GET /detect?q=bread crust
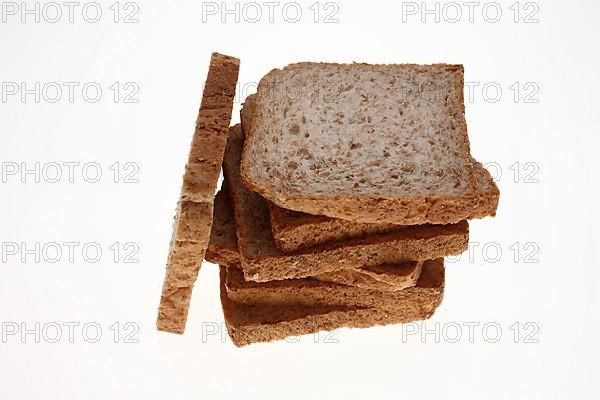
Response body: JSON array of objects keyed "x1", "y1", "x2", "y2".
[
  {"x1": 240, "y1": 62, "x2": 482, "y2": 225},
  {"x1": 224, "y1": 261, "x2": 437, "y2": 308},
  {"x1": 471, "y1": 160, "x2": 500, "y2": 218},
  {"x1": 204, "y1": 186, "x2": 240, "y2": 267},
  {"x1": 157, "y1": 53, "x2": 239, "y2": 334}
]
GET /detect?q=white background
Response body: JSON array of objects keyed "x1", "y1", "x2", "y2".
[{"x1": 1, "y1": 0, "x2": 599, "y2": 398}]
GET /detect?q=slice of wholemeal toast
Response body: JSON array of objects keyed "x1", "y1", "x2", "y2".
[
  {"x1": 240, "y1": 94, "x2": 498, "y2": 252},
  {"x1": 224, "y1": 259, "x2": 442, "y2": 308},
  {"x1": 269, "y1": 162, "x2": 498, "y2": 251},
  {"x1": 240, "y1": 63, "x2": 485, "y2": 225},
  {"x1": 222, "y1": 125, "x2": 468, "y2": 282},
  {"x1": 206, "y1": 187, "x2": 423, "y2": 292},
  {"x1": 220, "y1": 259, "x2": 445, "y2": 346},
  {"x1": 157, "y1": 52, "x2": 239, "y2": 334}
]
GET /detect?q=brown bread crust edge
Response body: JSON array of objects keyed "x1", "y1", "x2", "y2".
[
  {"x1": 224, "y1": 261, "x2": 439, "y2": 309},
  {"x1": 204, "y1": 186, "x2": 240, "y2": 267},
  {"x1": 157, "y1": 53, "x2": 239, "y2": 334}
]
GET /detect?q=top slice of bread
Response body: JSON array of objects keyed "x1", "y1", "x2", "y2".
[
  {"x1": 157, "y1": 52, "x2": 239, "y2": 334},
  {"x1": 240, "y1": 94, "x2": 498, "y2": 252},
  {"x1": 241, "y1": 62, "x2": 481, "y2": 225}
]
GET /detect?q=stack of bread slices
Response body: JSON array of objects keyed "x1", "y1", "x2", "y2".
[{"x1": 157, "y1": 54, "x2": 499, "y2": 346}]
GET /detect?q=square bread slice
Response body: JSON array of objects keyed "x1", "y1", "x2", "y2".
[
  {"x1": 206, "y1": 186, "x2": 423, "y2": 292},
  {"x1": 225, "y1": 260, "x2": 443, "y2": 308},
  {"x1": 222, "y1": 124, "x2": 468, "y2": 282},
  {"x1": 157, "y1": 52, "x2": 239, "y2": 334},
  {"x1": 220, "y1": 259, "x2": 445, "y2": 346},
  {"x1": 240, "y1": 94, "x2": 498, "y2": 252},
  {"x1": 240, "y1": 63, "x2": 483, "y2": 225},
  {"x1": 223, "y1": 260, "x2": 442, "y2": 308}
]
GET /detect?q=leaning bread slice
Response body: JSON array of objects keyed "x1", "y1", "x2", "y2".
[
  {"x1": 220, "y1": 260, "x2": 445, "y2": 346},
  {"x1": 157, "y1": 52, "x2": 239, "y2": 334},
  {"x1": 206, "y1": 187, "x2": 423, "y2": 292},
  {"x1": 223, "y1": 124, "x2": 468, "y2": 282},
  {"x1": 239, "y1": 94, "x2": 497, "y2": 252},
  {"x1": 241, "y1": 62, "x2": 481, "y2": 225}
]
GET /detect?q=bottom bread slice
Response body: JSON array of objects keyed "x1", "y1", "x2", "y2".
[
  {"x1": 220, "y1": 260, "x2": 444, "y2": 346},
  {"x1": 225, "y1": 259, "x2": 443, "y2": 308}
]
